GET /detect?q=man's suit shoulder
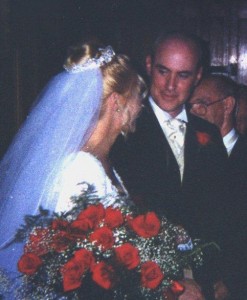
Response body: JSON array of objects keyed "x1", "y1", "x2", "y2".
[
  {"x1": 230, "y1": 134, "x2": 247, "y2": 161},
  {"x1": 237, "y1": 133, "x2": 247, "y2": 147},
  {"x1": 188, "y1": 113, "x2": 220, "y2": 135}
]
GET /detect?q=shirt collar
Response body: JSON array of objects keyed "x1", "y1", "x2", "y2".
[
  {"x1": 149, "y1": 96, "x2": 188, "y2": 123},
  {"x1": 223, "y1": 128, "x2": 239, "y2": 155},
  {"x1": 223, "y1": 128, "x2": 238, "y2": 145}
]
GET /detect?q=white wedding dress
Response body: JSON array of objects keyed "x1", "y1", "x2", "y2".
[
  {"x1": 55, "y1": 151, "x2": 128, "y2": 212},
  {"x1": 0, "y1": 151, "x2": 128, "y2": 299}
]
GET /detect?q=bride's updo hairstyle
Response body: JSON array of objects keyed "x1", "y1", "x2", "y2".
[{"x1": 64, "y1": 41, "x2": 146, "y2": 116}]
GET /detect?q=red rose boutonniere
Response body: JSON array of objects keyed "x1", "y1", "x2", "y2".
[{"x1": 196, "y1": 131, "x2": 211, "y2": 146}]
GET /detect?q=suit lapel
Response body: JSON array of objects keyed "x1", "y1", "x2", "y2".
[
  {"x1": 141, "y1": 101, "x2": 181, "y2": 186},
  {"x1": 182, "y1": 114, "x2": 201, "y2": 187},
  {"x1": 229, "y1": 136, "x2": 241, "y2": 162}
]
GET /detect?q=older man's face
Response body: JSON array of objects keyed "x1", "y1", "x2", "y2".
[
  {"x1": 189, "y1": 80, "x2": 225, "y2": 130},
  {"x1": 146, "y1": 39, "x2": 202, "y2": 118}
]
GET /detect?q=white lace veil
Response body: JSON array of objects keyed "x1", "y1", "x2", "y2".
[{"x1": 0, "y1": 55, "x2": 107, "y2": 248}]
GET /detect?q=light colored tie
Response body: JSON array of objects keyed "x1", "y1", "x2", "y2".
[
  {"x1": 163, "y1": 118, "x2": 186, "y2": 180},
  {"x1": 165, "y1": 118, "x2": 186, "y2": 152}
]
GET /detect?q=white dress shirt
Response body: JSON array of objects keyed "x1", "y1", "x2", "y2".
[
  {"x1": 223, "y1": 128, "x2": 239, "y2": 156},
  {"x1": 149, "y1": 96, "x2": 188, "y2": 180}
]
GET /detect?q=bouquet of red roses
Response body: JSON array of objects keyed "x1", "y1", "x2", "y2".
[{"x1": 15, "y1": 190, "x2": 204, "y2": 300}]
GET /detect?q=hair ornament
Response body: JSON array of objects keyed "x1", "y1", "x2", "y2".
[{"x1": 64, "y1": 45, "x2": 115, "y2": 73}]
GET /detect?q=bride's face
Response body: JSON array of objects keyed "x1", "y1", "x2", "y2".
[{"x1": 121, "y1": 96, "x2": 142, "y2": 134}]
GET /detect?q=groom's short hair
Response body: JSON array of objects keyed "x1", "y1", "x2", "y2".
[{"x1": 150, "y1": 31, "x2": 205, "y2": 70}]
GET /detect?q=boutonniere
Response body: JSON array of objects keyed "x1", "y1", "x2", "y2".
[{"x1": 196, "y1": 131, "x2": 211, "y2": 146}]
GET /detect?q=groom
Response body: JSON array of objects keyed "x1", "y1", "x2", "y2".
[{"x1": 111, "y1": 31, "x2": 229, "y2": 298}]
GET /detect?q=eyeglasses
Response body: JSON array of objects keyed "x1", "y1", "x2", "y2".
[{"x1": 188, "y1": 95, "x2": 230, "y2": 115}]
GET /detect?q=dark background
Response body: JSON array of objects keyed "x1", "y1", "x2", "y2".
[{"x1": 1, "y1": 0, "x2": 247, "y2": 157}]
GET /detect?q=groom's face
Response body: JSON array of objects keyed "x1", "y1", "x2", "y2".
[{"x1": 146, "y1": 38, "x2": 202, "y2": 118}]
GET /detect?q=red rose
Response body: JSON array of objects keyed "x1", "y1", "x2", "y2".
[
  {"x1": 74, "y1": 249, "x2": 95, "y2": 270},
  {"x1": 25, "y1": 228, "x2": 51, "y2": 256},
  {"x1": 18, "y1": 252, "x2": 43, "y2": 275},
  {"x1": 170, "y1": 280, "x2": 185, "y2": 295},
  {"x1": 92, "y1": 261, "x2": 115, "y2": 289},
  {"x1": 51, "y1": 219, "x2": 70, "y2": 231},
  {"x1": 61, "y1": 257, "x2": 85, "y2": 292},
  {"x1": 70, "y1": 219, "x2": 91, "y2": 239},
  {"x1": 130, "y1": 212, "x2": 161, "y2": 238},
  {"x1": 115, "y1": 243, "x2": 140, "y2": 270},
  {"x1": 105, "y1": 207, "x2": 124, "y2": 229},
  {"x1": 90, "y1": 226, "x2": 114, "y2": 251},
  {"x1": 141, "y1": 261, "x2": 164, "y2": 289},
  {"x1": 50, "y1": 231, "x2": 74, "y2": 252},
  {"x1": 196, "y1": 131, "x2": 211, "y2": 145},
  {"x1": 77, "y1": 204, "x2": 105, "y2": 229},
  {"x1": 163, "y1": 281, "x2": 184, "y2": 299}
]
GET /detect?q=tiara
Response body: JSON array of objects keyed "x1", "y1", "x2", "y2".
[{"x1": 64, "y1": 45, "x2": 115, "y2": 73}]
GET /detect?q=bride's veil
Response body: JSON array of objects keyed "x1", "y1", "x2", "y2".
[{"x1": 0, "y1": 67, "x2": 102, "y2": 248}]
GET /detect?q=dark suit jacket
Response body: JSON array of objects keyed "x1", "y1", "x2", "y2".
[
  {"x1": 111, "y1": 100, "x2": 229, "y2": 299},
  {"x1": 111, "y1": 100, "x2": 228, "y2": 243},
  {"x1": 222, "y1": 135, "x2": 247, "y2": 298},
  {"x1": 228, "y1": 134, "x2": 247, "y2": 232},
  {"x1": 228, "y1": 134, "x2": 247, "y2": 214}
]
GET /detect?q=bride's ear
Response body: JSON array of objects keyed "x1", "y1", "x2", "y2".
[{"x1": 107, "y1": 92, "x2": 126, "y2": 112}]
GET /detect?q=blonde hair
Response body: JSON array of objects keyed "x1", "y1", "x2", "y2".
[{"x1": 64, "y1": 41, "x2": 146, "y2": 114}]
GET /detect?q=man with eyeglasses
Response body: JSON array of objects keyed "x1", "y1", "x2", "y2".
[{"x1": 190, "y1": 73, "x2": 247, "y2": 299}]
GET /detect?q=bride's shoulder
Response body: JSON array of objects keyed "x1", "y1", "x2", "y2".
[
  {"x1": 63, "y1": 151, "x2": 103, "y2": 174},
  {"x1": 75, "y1": 151, "x2": 101, "y2": 166}
]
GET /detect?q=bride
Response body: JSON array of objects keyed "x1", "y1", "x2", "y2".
[{"x1": 0, "y1": 41, "x2": 146, "y2": 293}]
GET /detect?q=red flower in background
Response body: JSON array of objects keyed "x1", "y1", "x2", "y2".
[
  {"x1": 51, "y1": 231, "x2": 74, "y2": 252},
  {"x1": 196, "y1": 131, "x2": 211, "y2": 146},
  {"x1": 130, "y1": 212, "x2": 161, "y2": 238},
  {"x1": 61, "y1": 257, "x2": 85, "y2": 292},
  {"x1": 92, "y1": 262, "x2": 115, "y2": 289},
  {"x1": 163, "y1": 280, "x2": 185, "y2": 299},
  {"x1": 170, "y1": 280, "x2": 185, "y2": 294},
  {"x1": 104, "y1": 207, "x2": 124, "y2": 229},
  {"x1": 141, "y1": 261, "x2": 164, "y2": 289},
  {"x1": 76, "y1": 203, "x2": 105, "y2": 229},
  {"x1": 51, "y1": 219, "x2": 70, "y2": 231},
  {"x1": 70, "y1": 219, "x2": 91, "y2": 239},
  {"x1": 90, "y1": 226, "x2": 114, "y2": 251},
  {"x1": 115, "y1": 243, "x2": 140, "y2": 270},
  {"x1": 61, "y1": 249, "x2": 95, "y2": 292},
  {"x1": 18, "y1": 253, "x2": 43, "y2": 275},
  {"x1": 74, "y1": 249, "x2": 95, "y2": 271}
]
